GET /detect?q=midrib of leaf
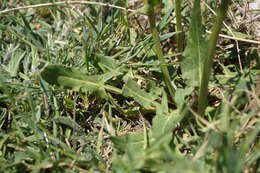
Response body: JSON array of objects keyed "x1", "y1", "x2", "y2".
[
  {"x1": 162, "y1": 115, "x2": 173, "y2": 133},
  {"x1": 195, "y1": 19, "x2": 203, "y2": 84},
  {"x1": 192, "y1": 0, "x2": 204, "y2": 85},
  {"x1": 60, "y1": 76, "x2": 122, "y2": 94}
]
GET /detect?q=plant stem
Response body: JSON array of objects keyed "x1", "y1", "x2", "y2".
[
  {"x1": 175, "y1": 0, "x2": 184, "y2": 56},
  {"x1": 145, "y1": 2, "x2": 176, "y2": 101},
  {"x1": 198, "y1": 0, "x2": 231, "y2": 116},
  {"x1": 104, "y1": 84, "x2": 123, "y2": 94}
]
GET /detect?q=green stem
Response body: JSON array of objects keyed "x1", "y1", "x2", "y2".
[
  {"x1": 198, "y1": 0, "x2": 231, "y2": 116},
  {"x1": 145, "y1": 2, "x2": 176, "y2": 101},
  {"x1": 175, "y1": 0, "x2": 184, "y2": 56}
]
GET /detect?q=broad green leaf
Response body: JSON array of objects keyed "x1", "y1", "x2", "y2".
[
  {"x1": 146, "y1": 80, "x2": 163, "y2": 97},
  {"x1": 122, "y1": 79, "x2": 157, "y2": 109},
  {"x1": 152, "y1": 92, "x2": 183, "y2": 139},
  {"x1": 181, "y1": 0, "x2": 207, "y2": 87},
  {"x1": 14, "y1": 151, "x2": 35, "y2": 163},
  {"x1": 41, "y1": 65, "x2": 122, "y2": 98},
  {"x1": 174, "y1": 87, "x2": 193, "y2": 108},
  {"x1": 111, "y1": 133, "x2": 146, "y2": 172},
  {"x1": 96, "y1": 55, "x2": 126, "y2": 76},
  {"x1": 97, "y1": 55, "x2": 119, "y2": 72},
  {"x1": 111, "y1": 133, "x2": 145, "y2": 153}
]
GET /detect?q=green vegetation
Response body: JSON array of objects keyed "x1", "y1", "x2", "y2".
[
  {"x1": 0, "y1": 0, "x2": 259, "y2": 172},
  {"x1": 174, "y1": 0, "x2": 184, "y2": 55}
]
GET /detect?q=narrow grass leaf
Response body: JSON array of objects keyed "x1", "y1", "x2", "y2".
[
  {"x1": 160, "y1": 31, "x2": 179, "y2": 41},
  {"x1": 54, "y1": 116, "x2": 82, "y2": 132},
  {"x1": 7, "y1": 51, "x2": 25, "y2": 77}
]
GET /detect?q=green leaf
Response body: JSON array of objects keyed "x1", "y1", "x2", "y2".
[
  {"x1": 122, "y1": 79, "x2": 157, "y2": 109},
  {"x1": 181, "y1": 0, "x2": 207, "y2": 87},
  {"x1": 96, "y1": 55, "x2": 126, "y2": 76},
  {"x1": 146, "y1": 80, "x2": 163, "y2": 97},
  {"x1": 111, "y1": 133, "x2": 145, "y2": 153},
  {"x1": 0, "y1": 24, "x2": 7, "y2": 30},
  {"x1": 152, "y1": 92, "x2": 183, "y2": 139},
  {"x1": 159, "y1": 6, "x2": 174, "y2": 30},
  {"x1": 7, "y1": 51, "x2": 25, "y2": 77},
  {"x1": 97, "y1": 55, "x2": 119, "y2": 72},
  {"x1": 148, "y1": 0, "x2": 161, "y2": 7},
  {"x1": 54, "y1": 116, "x2": 82, "y2": 131},
  {"x1": 160, "y1": 31, "x2": 179, "y2": 41},
  {"x1": 14, "y1": 151, "x2": 33, "y2": 163},
  {"x1": 111, "y1": 133, "x2": 146, "y2": 172},
  {"x1": 41, "y1": 65, "x2": 122, "y2": 98},
  {"x1": 174, "y1": 87, "x2": 193, "y2": 108},
  {"x1": 161, "y1": 0, "x2": 174, "y2": 14}
]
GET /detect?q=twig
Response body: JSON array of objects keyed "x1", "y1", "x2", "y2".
[
  {"x1": 206, "y1": 30, "x2": 260, "y2": 45},
  {"x1": 0, "y1": 0, "x2": 134, "y2": 14}
]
